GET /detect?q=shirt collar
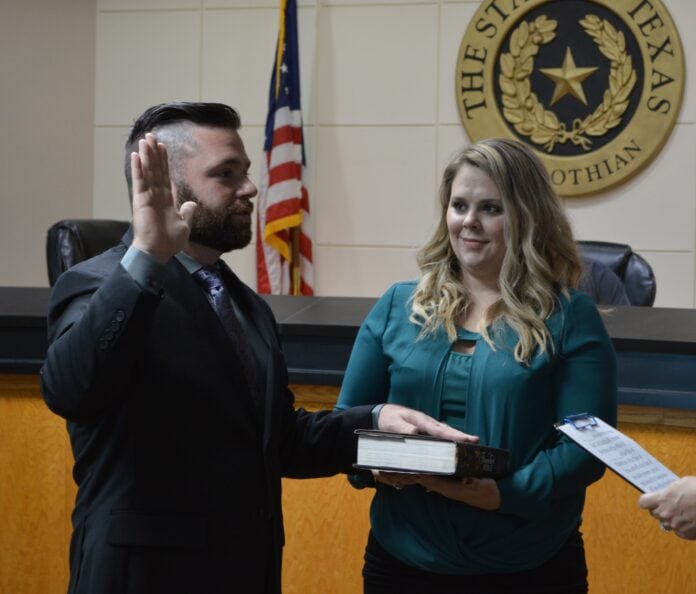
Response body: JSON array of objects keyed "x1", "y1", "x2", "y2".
[{"x1": 175, "y1": 250, "x2": 207, "y2": 275}]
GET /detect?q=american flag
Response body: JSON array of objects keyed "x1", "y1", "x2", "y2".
[{"x1": 256, "y1": 0, "x2": 313, "y2": 295}]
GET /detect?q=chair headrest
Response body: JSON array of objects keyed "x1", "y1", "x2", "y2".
[
  {"x1": 622, "y1": 250, "x2": 657, "y2": 307},
  {"x1": 46, "y1": 219, "x2": 130, "y2": 287},
  {"x1": 577, "y1": 241, "x2": 632, "y2": 277},
  {"x1": 577, "y1": 240, "x2": 656, "y2": 306}
]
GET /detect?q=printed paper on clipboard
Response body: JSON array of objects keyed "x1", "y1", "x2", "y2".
[{"x1": 556, "y1": 413, "x2": 679, "y2": 493}]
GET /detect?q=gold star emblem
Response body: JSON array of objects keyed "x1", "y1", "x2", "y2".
[{"x1": 539, "y1": 47, "x2": 598, "y2": 106}]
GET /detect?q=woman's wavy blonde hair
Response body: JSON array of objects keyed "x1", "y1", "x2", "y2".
[{"x1": 410, "y1": 138, "x2": 582, "y2": 364}]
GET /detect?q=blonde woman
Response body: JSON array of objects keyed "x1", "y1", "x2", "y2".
[{"x1": 336, "y1": 138, "x2": 617, "y2": 594}]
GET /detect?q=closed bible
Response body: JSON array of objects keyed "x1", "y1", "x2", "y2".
[{"x1": 354, "y1": 429, "x2": 511, "y2": 479}]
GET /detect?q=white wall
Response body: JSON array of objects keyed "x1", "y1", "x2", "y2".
[
  {"x1": 4, "y1": 0, "x2": 694, "y2": 308},
  {"x1": 0, "y1": 0, "x2": 96, "y2": 287}
]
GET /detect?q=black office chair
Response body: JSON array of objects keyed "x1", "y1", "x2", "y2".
[
  {"x1": 577, "y1": 240, "x2": 656, "y2": 306},
  {"x1": 46, "y1": 219, "x2": 130, "y2": 287}
]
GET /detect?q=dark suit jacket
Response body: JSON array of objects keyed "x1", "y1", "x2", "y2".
[{"x1": 41, "y1": 232, "x2": 372, "y2": 594}]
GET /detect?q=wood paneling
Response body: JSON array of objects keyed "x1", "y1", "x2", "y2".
[
  {"x1": 2, "y1": 375, "x2": 695, "y2": 594},
  {"x1": 282, "y1": 476, "x2": 372, "y2": 594},
  {"x1": 0, "y1": 375, "x2": 74, "y2": 594},
  {"x1": 583, "y1": 423, "x2": 696, "y2": 594}
]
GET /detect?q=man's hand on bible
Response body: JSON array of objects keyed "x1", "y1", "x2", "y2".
[{"x1": 376, "y1": 404, "x2": 478, "y2": 443}]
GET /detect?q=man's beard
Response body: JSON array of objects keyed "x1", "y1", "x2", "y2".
[{"x1": 176, "y1": 181, "x2": 252, "y2": 253}]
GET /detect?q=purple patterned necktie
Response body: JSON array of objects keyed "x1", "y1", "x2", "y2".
[{"x1": 193, "y1": 266, "x2": 257, "y2": 393}]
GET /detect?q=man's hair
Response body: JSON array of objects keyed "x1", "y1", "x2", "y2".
[
  {"x1": 124, "y1": 102, "x2": 241, "y2": 200},
  {"x1": 410, "y1": 137, "x2": 582, "y2": 364}
]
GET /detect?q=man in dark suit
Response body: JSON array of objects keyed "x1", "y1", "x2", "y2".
[{"x1": 41, "y1": 102, "x2": 467, "y2": 594}]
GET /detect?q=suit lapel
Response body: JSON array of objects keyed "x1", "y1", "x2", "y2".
[
  {"x1": 218, "y1": 262, "x2": 277, "y2": 424},
  {"x1": 218, "y1": 263, "x2": 280, "y2": 428},
  {"x1": 218, "y1": 263, "x2": 276, "y2": 350},
  {"x1": 164, "y1": 260, "x2": 261, "y2": 428}
]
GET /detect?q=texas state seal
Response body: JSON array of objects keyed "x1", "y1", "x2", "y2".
[{"x1": 455, "y1": 0, "x2": 684, "y2": 196}]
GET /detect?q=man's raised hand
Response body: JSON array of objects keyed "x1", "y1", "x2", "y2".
[{"x1": 131, "y1": 133, "x2": 197, "y2": 263}]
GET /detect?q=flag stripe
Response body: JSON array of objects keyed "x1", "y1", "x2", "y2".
[
  {"x1": 264, "y1": 179, "x2": 302, "y2": 205},
  {"x1": 269, "y1": 124, "x2": 302, "y2": 149},
  {"x1": 268, "y1": 160, "x2": 302, "y2": 186},
  {"x1": 266, "y1": 202, "x2": 302, "y2": 225}
]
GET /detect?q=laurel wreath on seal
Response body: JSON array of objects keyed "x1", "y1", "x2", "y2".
[{"x1": 499, "y1": 15, "x2": 637, "y2": 152}]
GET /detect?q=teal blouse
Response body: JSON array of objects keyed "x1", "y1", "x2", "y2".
[
  {"x1": 441, "y1": 348, "x2": 472, "y2": 431},
  {"x1": 336, "y1": 282, "x2": 617, "y2": 574}
]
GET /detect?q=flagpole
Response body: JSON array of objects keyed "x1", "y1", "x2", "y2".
[{"x1": 291, "y1": 226, "x2": 301, "y2": 295}]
